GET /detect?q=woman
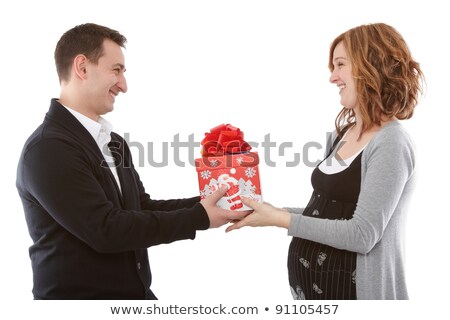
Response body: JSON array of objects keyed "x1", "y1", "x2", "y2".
[{"x1": 226, "y1": 23, "x2": 424, "y2": 300}]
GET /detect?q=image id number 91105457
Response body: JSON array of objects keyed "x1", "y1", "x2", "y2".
[{"x1": 274, "y1": 304, "x2": 339, "y2": 315}]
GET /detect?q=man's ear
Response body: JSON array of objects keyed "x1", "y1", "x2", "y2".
[{"x1": 73, "y1": 54, "x2": 88, "y2": 80}]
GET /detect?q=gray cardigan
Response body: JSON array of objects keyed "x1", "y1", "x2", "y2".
[{"x1": 288, "y1": 120, "x2": 415, "y2": 299}]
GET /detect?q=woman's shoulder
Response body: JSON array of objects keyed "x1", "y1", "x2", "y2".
[
  {"x1": 365, "y1": 120, "x2": 416, "y2": 160},
  {"x1": 372, "y1": 120, "x2": 414, "y2": 146}
]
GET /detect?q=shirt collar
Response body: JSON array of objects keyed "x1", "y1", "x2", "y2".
[{"x1": 62, "y1": 105, "x2": 113, "y2": 143}]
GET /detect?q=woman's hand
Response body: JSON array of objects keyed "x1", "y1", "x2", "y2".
[{"x1": 225, "y1": 197, "x2": 291, "y2": 232}]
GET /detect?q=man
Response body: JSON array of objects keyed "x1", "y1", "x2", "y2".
[{"x1": 16, "y1": 23, "x2": 242, "y2": 299}]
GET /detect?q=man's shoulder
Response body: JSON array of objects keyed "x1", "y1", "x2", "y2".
[{"x1": 21, "y1": 119, "x2": 84, "y2": 162}]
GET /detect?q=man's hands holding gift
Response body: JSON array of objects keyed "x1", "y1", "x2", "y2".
[
  {"x1": 200, "y1": 186, "x2": 251, "y2": 228},
  {"x1": 225, "y1": 197, "x2": 291, "y2": 232}
]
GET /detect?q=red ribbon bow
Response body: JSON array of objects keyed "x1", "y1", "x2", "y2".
[{"x1": 201, "y1": 124, "x2": 252, "y2": 156}]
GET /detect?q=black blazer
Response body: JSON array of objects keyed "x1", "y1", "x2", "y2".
[{"x1": 16, "y1": 99, "x2": 209, "y2": 299}]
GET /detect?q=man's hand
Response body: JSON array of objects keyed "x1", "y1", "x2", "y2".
[{"x1": 200, "y1": 186, "x2": 250, "y2": 228}]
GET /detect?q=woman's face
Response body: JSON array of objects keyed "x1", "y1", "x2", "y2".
[{"x1": 329, "y1": 42, "x2": 357, "y2": 110}]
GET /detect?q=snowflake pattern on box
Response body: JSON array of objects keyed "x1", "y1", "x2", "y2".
[
  {"x1": 199, "y1": 189, "x2": 207, "y2": 198},
  {"x1": 209, "y1": 159, "x2": 219, "y2": 167},
  {"x1": 245, "y1": 167, "x2": 256, "y2": 178},
  {"x1": 200, "y1": 170, "x2": 211, "y2": 180}
]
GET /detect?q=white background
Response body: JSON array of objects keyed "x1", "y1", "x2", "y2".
[{"x1": 1, "y1": 0, "x2": 449, "y2": 318}]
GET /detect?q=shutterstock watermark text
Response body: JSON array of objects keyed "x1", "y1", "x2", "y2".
[{"x1": 102, "y1": 132, "x2": 343, "y2": 168}]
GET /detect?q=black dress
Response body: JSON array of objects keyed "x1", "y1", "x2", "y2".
[{"x1": 287, "y1": 135, "x2": 362, "y2": 300}]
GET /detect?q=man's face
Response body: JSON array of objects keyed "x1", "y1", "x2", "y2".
[{"x1": 85, "y1": 39, "x2": 127, "y2": 117}]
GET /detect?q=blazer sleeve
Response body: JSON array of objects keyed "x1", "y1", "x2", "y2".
[
  {"x1": 113, "y1": 133, "x2": 201, "y2": 211},
  {"x1": 20, "y1": 138, "x2": 209, "y2": 254}
]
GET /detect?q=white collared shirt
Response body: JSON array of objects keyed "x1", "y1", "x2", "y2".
[{"x1": 63, "y1": 106, "x2": 122, "y2": 193}]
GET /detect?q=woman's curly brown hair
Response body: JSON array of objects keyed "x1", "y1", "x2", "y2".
[{"x1": 329, "y1": 23, "x2": 425, "y2": 137}]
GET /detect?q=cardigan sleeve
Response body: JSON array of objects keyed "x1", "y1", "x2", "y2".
[
  {"x1": 20, "y1": 138, "x2": 209, "y2": 254},
  {"x1": 288, "y1": 124, "x2": 415, "y2": 254}
]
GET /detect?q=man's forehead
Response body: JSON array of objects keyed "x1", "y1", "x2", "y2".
[{"x1": 100, "y1": 40, "x2": 125, "y2": 64}]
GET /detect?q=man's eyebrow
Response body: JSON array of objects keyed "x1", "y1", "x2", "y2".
[{"x1": 113, "y1": 63, "x2": 126, "y2": 70}]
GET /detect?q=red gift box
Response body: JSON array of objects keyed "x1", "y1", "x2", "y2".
[{"x1": 195, "y1": 124, "x2": 262, "y2": 211}]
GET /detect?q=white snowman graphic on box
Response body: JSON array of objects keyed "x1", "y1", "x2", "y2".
[
  {"x1": 210, "y1": 173, "x2": 243, "y2": 210},
  {"x1": 197, "y1": 158, "x2": 262, "y2": 211}
]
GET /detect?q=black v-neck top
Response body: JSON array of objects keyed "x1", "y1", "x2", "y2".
[{"x1": 287, "y1": 134, "x2": 362, "y2": 300}]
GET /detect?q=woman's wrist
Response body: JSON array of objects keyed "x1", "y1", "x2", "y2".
[{"x1": 275, "y1": 209, "x2": 291, "y2": 229}]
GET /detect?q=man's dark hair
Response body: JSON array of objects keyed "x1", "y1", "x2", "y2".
[{"x1": 54, "y1": 23, "x2": 127, "y2": 83}]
